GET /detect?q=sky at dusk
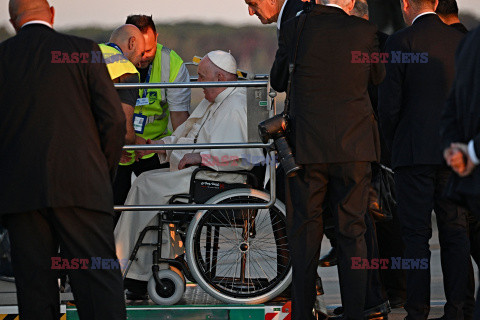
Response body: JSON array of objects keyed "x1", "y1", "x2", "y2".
[{"x1": 1, "y1": 0, "x2": 479, "y2": 31}]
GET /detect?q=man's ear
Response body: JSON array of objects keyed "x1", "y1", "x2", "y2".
[
  {"x1": 128, "y1": 36, "x2": 136, "y2": 51},
  {"x1": 50, "y1": 6, "x2": 55, "y2": 26},
  {"x1": 9, "y1": 18, "x2": 20, "y2": 33},
  {"x1": 155, "y1": 32, "x2": 159, "y2": 42},
  {"x1": 433, "y1": 0, "x2": 439, "y2": 11},
  {"x1": 217, "y1": 72, "x2": 226, "y2": 82},
  {"x1": 345, "y1": 0, "x2": 355, "y2": 13},
  {"x1": 401, "y1": 0, "x2": 409, "y2": 12}
]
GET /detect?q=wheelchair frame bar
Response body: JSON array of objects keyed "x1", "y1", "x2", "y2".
[
  {"x1": 114, "y1": 148, "x2": 276, "y2": 212},
  {"x1": 114, "y1": 80, "x2": 268, "y2": 90},
  {"x1": 114, "y1": 80, "x2": 277, "y2": 211}
]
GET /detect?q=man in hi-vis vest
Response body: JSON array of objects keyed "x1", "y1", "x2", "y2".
[
  {"x1": 99, "y1": 24, "x2": 145, "y2": 146},
  {"x1": 112, "y1": 15, "x2": 191, "y2": 209}
]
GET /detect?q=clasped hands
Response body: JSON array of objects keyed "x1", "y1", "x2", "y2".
[
  {"x1": 443, "y1": 143, "x2": 476, "y2": 177},
  {"x1": 120, "y1": 136, "x2": 202, "y2": 170}
]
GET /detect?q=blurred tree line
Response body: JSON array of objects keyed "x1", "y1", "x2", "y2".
[
  {"x1": 0, "y1": 23, "x2": 279, "y2": 75},
  {"x1": 1, "y1": 13, "x2": 479, "y2": 74}
]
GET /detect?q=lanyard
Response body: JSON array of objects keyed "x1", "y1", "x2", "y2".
[
  {"x1": 140, "y1": 64, "x2": 153, "y2": 99},
  {"x1": 106, "y1": 42, "x2": 124, "y2": 55}
]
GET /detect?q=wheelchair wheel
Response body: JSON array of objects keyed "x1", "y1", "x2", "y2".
[
  {"x1": 147, "y1": 268, "x2": 185, "y2": 305},
  {"x1": 185, "y1": 188, "x2": 291, "y2": 304}
]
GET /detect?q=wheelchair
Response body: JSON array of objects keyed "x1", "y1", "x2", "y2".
[{"x1": 122, "y1": 164, "x2": 292, "y2": 305}]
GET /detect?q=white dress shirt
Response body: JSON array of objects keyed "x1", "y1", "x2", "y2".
[
  {"x1": 412, "y1": 12, "x2": 436, "y2": 25},
  {"x1": 21, "y1": 20, "x2": 53, "y2": 29}
]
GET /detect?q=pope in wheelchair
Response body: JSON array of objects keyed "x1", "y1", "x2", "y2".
[{"x1": 114, "y1": 51, "x2": 268, "y2": 301}]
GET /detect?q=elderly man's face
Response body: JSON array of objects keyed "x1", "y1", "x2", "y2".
[
  {"x1": 245, "y1": 0, "x2": 280, "y2": 24},
  {"x1": 198, "y1": 57, "x2": 223, "y2": 103}
]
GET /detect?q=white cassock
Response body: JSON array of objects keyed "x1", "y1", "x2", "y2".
[{"x1": 114, "y1": 87, "x2": 264, "y2": 281}]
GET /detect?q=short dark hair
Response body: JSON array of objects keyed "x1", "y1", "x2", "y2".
[
  {"x1": 435, "y1": 0, "x2": 459, "y2": 15},
  {"x1": 126, "y1": 15, "x2": 156, "y2": 34},
  {"x1": 410, "y1": 0, "x2": 436, "y2": 8}
]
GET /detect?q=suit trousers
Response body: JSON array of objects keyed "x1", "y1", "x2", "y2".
[
  {"x1": 458, "y1": 195, "x2": 480, "y2": 320},
  {"x1": 4, "y1": 207, "x2": 126, "y2": 320},
  {"x1": 286, "y1": 162, "x2": 371, "y2": 320},
  {"x1": 395, "y1": 165, "x2": 471, "y2": 320},
  {"x1": 376, "y1": 209, "x2": 407, "y2": 303}
]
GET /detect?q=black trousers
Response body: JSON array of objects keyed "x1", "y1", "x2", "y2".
[
  {"x1": 395, "y1": 165, "x2": 471, "y2": 320},
  {"x1": 4, "y1": 207, "x2": 126, "y2": 320},
  {"x1": 113, "y1": 156, "x2": 165, "y2": 206},
  {"x1": 375, "y1": 208, "x2": 407, "y2": 302},
  {"x1": 286, "y1": 162, "x2": 371, "y2": 320},
  {"x1": 323, "y1": 203, "x2": 387, "y2": 309},
  {"x1": 460, "y1": 196, "x2": 480, "y2": 320}
]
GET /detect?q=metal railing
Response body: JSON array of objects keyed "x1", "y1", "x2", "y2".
[
  {"x1": 114, "y1": 80, "x2": 268, "y2": 90},
  {"x1": 113, "y1": 80, "x2": 276, "y2": 212}
]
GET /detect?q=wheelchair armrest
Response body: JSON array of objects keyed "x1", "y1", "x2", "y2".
[
  {"x1": 168, "y1": 194, "x2": 193, "y2": 204},
  {"x1": 189, "y1": 165, "x2": 260, "y2": 195}
]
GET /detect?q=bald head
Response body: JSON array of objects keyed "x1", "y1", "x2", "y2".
[
  {"x1": 109, "y1": 24, "x2": 146, "y2": 67},
  {"x1": 9, "y1": 0, "x2": 54, "y2": 32}
]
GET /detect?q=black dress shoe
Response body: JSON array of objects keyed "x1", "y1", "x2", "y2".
[
  {"x1": 387, "y1": 296, "x2": 405, "y2": 309},
  {"x1": 318, "y1": 247, "x2": 337, "y2": 267},
  {"x1": 331, "y1": 301, "x2": 391, "y2": 319},
  {"x1": 125, "y1": 289, "x2": 148, "y2": 301}
]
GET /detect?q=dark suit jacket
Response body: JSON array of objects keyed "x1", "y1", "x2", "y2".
[
  {"x1": 279, "y1": 0, "x2": 305, "y2": 27},
  {"x1": 450, "y1": 22, "x2": 468, "y2": 34},
  {"x1": 271, "y1": 5, "x2": 384, "y2": 164},
  {"x1": 0, "y1": 24, "x2": 126, "y2": 215},
  {"x1": 369, "y1": 31, "x2": 391, "y2": 166},
  {"x1": 378, "y1": 14, "x2": 464, "y2": 169},
  {"x1": 441, "y1": 26, "x2": 480, "y2": 197}
]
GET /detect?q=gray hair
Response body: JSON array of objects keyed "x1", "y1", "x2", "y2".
[
  {"x1": 351, "y1": 0, "x2": 369, "y2": 18},
  {"x1": 320, "y1": 0, "x2": 351, "y2": 6}
]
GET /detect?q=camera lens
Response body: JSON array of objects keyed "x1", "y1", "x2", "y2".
[{"x1": 275, "y1": 137, "x2": 301, "y2": 177}]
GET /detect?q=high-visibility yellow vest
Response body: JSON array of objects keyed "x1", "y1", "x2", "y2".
[
  {"x1": 121, "y1": 44, "x2": 185, "y2": 165},
  {"x1": 99, "y1": 43, "x2": 141, "y2": 166},
  {"x1": 98, "y1": 43, "x2": 139, "y2": 81}
]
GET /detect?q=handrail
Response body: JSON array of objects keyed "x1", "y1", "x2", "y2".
[
  {"x1": 113, "y1": 79, "x2": 276, "y2": 212},
  {"x1": 114, "y1": 80, "x2": 268, "y2": 90},
  {"x1": 114, "y1": 145, "x2": 276, "y2": 212}
]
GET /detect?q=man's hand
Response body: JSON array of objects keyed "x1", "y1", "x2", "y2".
[
  {"x1": 444, "y1": 145, "x2": 466, "y2": 173},
  {"x1": 178, "y1": 153, "x2": 202, "y2": 170},
  {"x1": 451, "y1": 143, "x2": 476, "y2": 177},
  {"x1": 135, "y1": 137, "x2": 167, "y2": 160},
  {"x1": 120, "y1": 150, "x2": 132, "y2": 164}
]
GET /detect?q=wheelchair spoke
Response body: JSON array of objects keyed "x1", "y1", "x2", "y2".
[
  {"x1": 249, "y1": 253, "x2": 268, "y2": 289},
  {"x1": 250, "y1": 235, "x2": 289, "y2": 245},
  {"x1": 249, "y1": 249, "x2": 290, "y2": 269},
  {"x1": 202, "y1": 246, "x2": 237, "y2": 276},
  {"x1": 251, "y1": 216, "x2": 284, "y2": 235},
  {"x1": 216, "y1": 252, "x2": 242, "y2": 291},
  {"x1": 204, "y1": 227, "x2": 237, "y2": 246},
  {"x1": 213, "y1": 209, "x2": 242, "y2": 243}
]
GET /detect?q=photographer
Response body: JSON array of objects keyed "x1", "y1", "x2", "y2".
[{"x1": 270, "y1": 0, "x2": 385, "y2": 319}]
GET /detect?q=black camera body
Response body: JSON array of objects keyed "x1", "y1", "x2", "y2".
[{"x1": 258, "y1": 113, "x2": 301, "y2": 177}]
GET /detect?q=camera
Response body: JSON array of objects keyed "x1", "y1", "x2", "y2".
[{"x1": 258, "y1": 113, "x2": 301, "y2": 177}]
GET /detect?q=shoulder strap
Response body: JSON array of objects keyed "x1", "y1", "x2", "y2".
[{"x1": 284, "y1": 12, "x2": 309, "y2": 114}]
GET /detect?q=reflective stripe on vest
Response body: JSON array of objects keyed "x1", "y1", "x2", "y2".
[{"x1": 121, "y1": 44, "x2": 184, "y2": 166}]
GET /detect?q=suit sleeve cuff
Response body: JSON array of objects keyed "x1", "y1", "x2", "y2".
[{"x1": 468, "y1": 140, "x2": 480, "y2": 165}]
